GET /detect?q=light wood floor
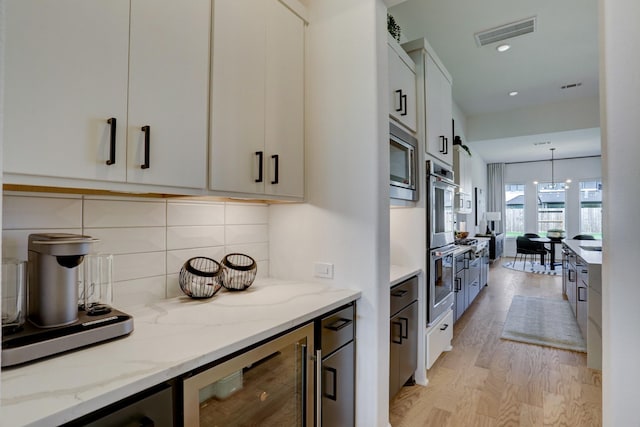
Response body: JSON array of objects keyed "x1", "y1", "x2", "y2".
[{"x1": 390, "y1": 258, "x2": 602, "y2": 427}]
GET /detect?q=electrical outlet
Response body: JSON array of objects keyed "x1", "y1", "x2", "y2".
[{"x1": 313, "y1": 262, "x2": 334, "y2": 279}]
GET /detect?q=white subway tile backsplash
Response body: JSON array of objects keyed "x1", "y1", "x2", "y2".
[
  {"x1": 167, "y1": 201, "x2": 225, "y2": 226},
  {"x1": 225, "y1": 242, "x2": 269, "y2": 261},
  {"x1": 2, "y1": 195, "x2": 269, "y2": 307},
  {"x1": 225, "y1": 224, "x2": 268, "y2": 245},
  {"x1": 86, "y1": 227, "x2": 166, "y2": 255},
  {"x1": 225, "y1": 203, "x2": 268, "y2": 225},
  {"x1": 2, "y1": 229, "x2": 84, "y2": 261},
  {"x1": 2, "y1": 195, "x2": 82, "y2": 229},
  {"x1": 112, "y1": 276, "x2": 167, "y2": 309},
  {"x1": 84, "y1": 199, "x2": 166, "y2": 228},
  {"x1": 167, "y1": 225, "x2": 225, "y2": 250},
  {"x1": 167, "y1": 247, "x2": 226, "y2": 274},
  {"x1": 112, "y1": 252, "x2": 166, "y2": 282}
]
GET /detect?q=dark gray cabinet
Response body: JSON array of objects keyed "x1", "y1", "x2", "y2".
[
  {"x1": 477, "y1": 233, "x2": 504, "y2": 261},
  {"x1": 454, "y1": 253, "x2": 466, "y2": 322},
  {"x1": 389, "y1": 276, "x2": 418, "y2": 400},
  {"x1": 467, "y1": 255, "x2": 481, "y2": 307},
  {"x1": 454, "y1": 249, "x2": 486, "y2": 323}
]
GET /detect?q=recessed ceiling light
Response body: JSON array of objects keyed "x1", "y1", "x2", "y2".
[
  {"x1": 509, "y1": 91, "x2": 518, "y2": 96},
  {"x1": 497, "y1": 44, "x2": 511, "y2": 52}
]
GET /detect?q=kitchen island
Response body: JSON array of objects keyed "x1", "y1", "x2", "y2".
[
  {"x1": 562, "y1": 239, "x2": 602, "y2": 369},
  {"x1": 1, "y1": 279, "x2": 360, "y2": 426}
]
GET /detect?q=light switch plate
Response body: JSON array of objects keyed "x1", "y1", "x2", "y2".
[{"x1": 313, "y1": 262, "x2": 334, "y2": 279}]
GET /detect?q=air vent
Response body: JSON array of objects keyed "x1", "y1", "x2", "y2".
[
  {"x1": 533, "y1": 141, "x2": 551, "y2": 146},
  {"x1": 561, "y1": 82, "x2": 583, "y2": 90},
  {"x1": 474, "y1": 17, "x2": 537, "y2": 47}
]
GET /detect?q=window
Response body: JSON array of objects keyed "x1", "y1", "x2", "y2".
[
  {"x1": 537, "y1": 182, "x2": 566, "y2": 234},
  {"x1": 580, "y1": 180, "x2": 603, "y2": 239},
  {"x1": 505, "y1": 184, "x2": 525, "y2": 237}
]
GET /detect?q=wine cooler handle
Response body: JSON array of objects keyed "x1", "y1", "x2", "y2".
[
  {"x1": 315, "y1": 349, "x2": 322, "y2": 427},
  {"x1": 106, "y1": 117, "x2": 116, "y2": 165},
  {"x1": 141, "y1": 126, "x2": 150, "y2": 169}
]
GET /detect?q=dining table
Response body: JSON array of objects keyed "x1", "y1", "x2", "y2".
[{"x1": 530, "y1": 237, "x2": 563, "y2": 270}]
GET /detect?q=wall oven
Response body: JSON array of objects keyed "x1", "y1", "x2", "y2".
[
  {"x1": 389, "y1": 122, "x2": 418, "y2": 201},
  {"x1": 428, "y1": 244, "x2": 456, "y2": 325},
  {"x1": 427, "y1": 159, "x2": 456, "y2": 249}
]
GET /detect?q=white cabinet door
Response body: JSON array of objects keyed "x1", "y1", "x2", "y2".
[
  {"x1": 425, "y1": 55, "x2": 453, "y2": 166},
  {"x1": 4, "y1": 0, "x2": 129, "y2": 182},
  {"x1": 210, "y1": 0, "x2": 305, "y2": 198},
  {"x1": 388, "y1": 42, "x2": 417, "y2": 133},
  {"x1": 210, "y1": 0, "x2": 266, "y2": 195},
  {"x1": 127, "y1": 0, "x2": 210, "y2": 188},
  {"x1": 264, "y1": 0, "x2": 305, "y2": 198}
]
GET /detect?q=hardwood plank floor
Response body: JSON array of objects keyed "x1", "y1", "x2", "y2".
[{"x1": 390, "y1": 258, "x2": 602, "y2": 427}]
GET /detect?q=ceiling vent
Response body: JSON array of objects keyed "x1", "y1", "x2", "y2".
[
  {"x1": 561, "y1": 82, "x2": 583, "y2": 90},
  {"x1": 474, "y1": 17, "x2": 537, "y2": 47}
]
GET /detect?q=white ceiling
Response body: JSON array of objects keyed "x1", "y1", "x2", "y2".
[{"x1": 389, "y1": 0, "x2": 601, "y2": 163}]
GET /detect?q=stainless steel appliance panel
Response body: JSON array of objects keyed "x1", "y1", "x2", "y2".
[
  {"x1": 428, "y1": 245, "x2": 455, "y2": 325},
  {"x1": 183, "y1": 323, "x2": 314, "y2": 426},
  {"x1": 390, "y1": 122, "x2": 418, "y2": 201},
  {"x1": 427, "y1": 160, "x2": 456, "y2": 249}
]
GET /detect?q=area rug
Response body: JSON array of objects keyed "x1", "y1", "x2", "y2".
[
  {"x1": 503, "y1": 260, "x2": 562, "y2": 275},
  {"x1": 501, "y1": 295, "x2": 586, "y2": 352}
]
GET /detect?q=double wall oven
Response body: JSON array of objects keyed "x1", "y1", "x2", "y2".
[{"x1": 426, "y1": 159, "x2": 456, "y2": 325}]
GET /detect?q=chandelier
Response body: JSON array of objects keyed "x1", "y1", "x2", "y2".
[{"x1": 543, "y1": 148, "x2": 571, "y2": 190}]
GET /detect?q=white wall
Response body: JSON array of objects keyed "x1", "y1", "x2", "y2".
[
  {"x1": 502, "y1": 156, "x2": 602, "y2": 257},
  {"x1": 269, "y1": 1, "x2": 390, "y2": 425},
  {"x1": 599, "y1": 0, "x2": 640, "y2": 424}
]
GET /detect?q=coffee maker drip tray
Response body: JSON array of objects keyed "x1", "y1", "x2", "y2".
[{"x1": 1, "y1": 308, "x2": 133, "y2": 368}]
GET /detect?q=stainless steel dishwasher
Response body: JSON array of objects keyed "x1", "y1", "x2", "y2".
[{"x1": 316, "y1": 303, "x2": 355, "y2": 427}]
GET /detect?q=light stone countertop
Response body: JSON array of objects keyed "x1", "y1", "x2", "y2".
[
  {"x1": 1, "y1": 279, "x2": 360, "y2": 427},
  {"x1": 390, "y1": 265, "x2": 422, "y2": 287},
  {"x1": 563, "y1": 239, "x2": 603, "y2": 265}
]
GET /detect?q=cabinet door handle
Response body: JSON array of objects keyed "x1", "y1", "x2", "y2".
[
  {"x1": 271, "y1": 154, "x2": 279, "y2": 184},
  {"x1": 391, "y1": 289, "x2": 408, "y2": 298},
  {"x1": 315, "y1": 349, "x2": 322, "y2": 427},
  {"x1": 391, "y1": 321, "x2": 403, "y2": 344},
  {"x1": 255, "y1": 151, "x2": 263, "y2": 183},
  {"x1": 395, "y1": 89, "x2": 403, "y2": 112},
  {"x1": 399, "y1": 317, "x2": 409, "y2": 339},
  {"x1": 440, "y1": 323, "x2": 449, "y2": 331},
  {"x1": 300, "y1": 343, "x2": 308, "y2": 423},
  {"x1": 140, "y1": 126, "x2": 150, "y2": 169},
  {"x1": 325, "y1": 317, "x2": 352, "y2": 331},
  {"x1": 401, "y1": 94, "x2": 408, "y2": 116},
  {"x1": 444, "y1": 137, "x2": 449, "y2": 154},
  {"x1": 578, "y1": 286, "x2": 588, "y2": 302},
  {"x1": 323, "y1": 366, "x2": 338, "y2": 401},
  {"x1": 106, "y1": 117, "x2": 117, "y2": 165},
  {"x1": 439, "y1": 136, "x2": 446, "y2": 153}
]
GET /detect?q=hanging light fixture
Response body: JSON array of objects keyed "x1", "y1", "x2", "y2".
[
  {"x1": 548, "y1": 148, "x2": 556, "y2": 190},
  {"x1": 544, "y1": 147, "x2": 571, "y2": 190}
]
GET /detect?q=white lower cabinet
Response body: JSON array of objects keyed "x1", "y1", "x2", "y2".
[
  {"x1": 210, "y1": 0, "x2": 305, "y2": 199},
  {"x1": 4, "y1": 0, "x2": 210, "y2": 189},
  {"x1": 426, "y1": 309, "x2": 453, "y2": 369}
]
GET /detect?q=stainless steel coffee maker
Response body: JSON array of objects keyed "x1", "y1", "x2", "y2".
[{"x1": 27, "y1": 233, "x2": 97, "y2": 327}]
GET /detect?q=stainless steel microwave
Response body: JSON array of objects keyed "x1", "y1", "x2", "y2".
[{"x1": 389, "y1": 122, "x2": 418, "y2": 201}]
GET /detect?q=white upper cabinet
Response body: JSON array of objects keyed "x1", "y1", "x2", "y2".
[
  {"x1": 404, "y1": 39, "x2": 454, "y2": 166},
  {"x1": 454, "y1": 145, "x2": 473, "y2": 213},
  {"x1": 210, "y1": 0, "x2": 305, "y2": 199},
  {"x1": 388, "y1": 36, "x2": 417, "y2": 133},
  {"x1": 3, "y1": 0, "x2": 209, "y2": 189},
  {"x1": 4, "y1": 0, "x2": 130, "y2": 182},
  {"x1": 425, "y1": 54, "x2": 453, "y2": 166},
  {"x1": 126, "y1": 0, "x2": 210, "y2": 188}
]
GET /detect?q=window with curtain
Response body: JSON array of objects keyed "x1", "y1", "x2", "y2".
[
  {"x1": 580, "y1": 180, "x2": 603, "y2": 238},
  {"x1": 505, "y1": 184, "x2": 525, "y2": 237},
  {"x1": 537, "y1": 182, "x2": 566, "y2": 234}
]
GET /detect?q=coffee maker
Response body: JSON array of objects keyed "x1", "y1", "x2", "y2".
[{"x1": 1, "y1": 233, "x2": 133, "y2": 368}]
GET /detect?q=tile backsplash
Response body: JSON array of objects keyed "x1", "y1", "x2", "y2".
[{"x1": 2, "y1": 192, "x2": 269, "y2": 309}]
